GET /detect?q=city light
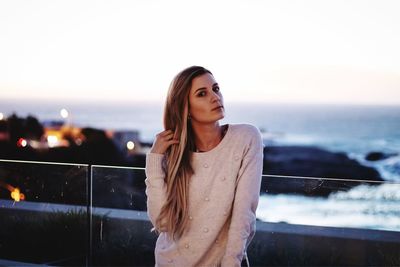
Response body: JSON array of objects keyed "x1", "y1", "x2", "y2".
[
  {"x1": 75, "y1": 138, "x2": 83, "y2": 146},
  {"x1": 0, "y1": 182, "x2": 25, "y2": 202},
  {"x1": 11, "y1": 188, "x2": 25, "y2": 202},
  {"x1": 0, "y1": 112, "x2": 3, "y2": 120},
  {"x1": 126, "y1": 141, "x2": 135, "y2": 150},
  {"x1": 47, "y1": 135, "x2": 59, "y2": 147},
  {"x1": 17, "y1": 138, "x2": 27, "y2": 147},
  {"x1": 60, "y1": 108, "x2": 69, "y2": 119}
]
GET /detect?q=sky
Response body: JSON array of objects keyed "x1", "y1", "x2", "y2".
[{"x1": 1, "y1": 0, "x2": 400, "y2": 105}]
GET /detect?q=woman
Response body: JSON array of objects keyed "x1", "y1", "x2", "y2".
[{"x1": 145, "y1": 66, "x2": 263, "y2": 267}]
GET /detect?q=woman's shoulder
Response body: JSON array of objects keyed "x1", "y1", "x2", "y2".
[
  {"x1": 227, "y1": 123, "x2": 263, "y2": 154},
  {"x1": 229, "y1": 123, "x2": 261, "y2": 137}
]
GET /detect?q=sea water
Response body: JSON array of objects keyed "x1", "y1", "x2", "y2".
[{"x1": 1, "y1": 99, "x2": 399, "y2": 231}]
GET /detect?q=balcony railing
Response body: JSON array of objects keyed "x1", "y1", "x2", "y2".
[{"x1": 1, "y1": 159, "x2": 399, "y2": 266}]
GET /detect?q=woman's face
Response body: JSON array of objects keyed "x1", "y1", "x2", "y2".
[{"x1": 188, "y1": 73, "x2": 225, "y2": 124}]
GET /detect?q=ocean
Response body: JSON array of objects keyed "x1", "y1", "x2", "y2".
[{"x1": 1, "y1": 99, "x2": 400, "y2": 231}]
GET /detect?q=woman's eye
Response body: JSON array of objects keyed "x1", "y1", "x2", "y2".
[
  {"x1": 213, "y1": 86, "x2": 220, "y2": 92},
  {"x1": 198, "y1": 91, "x2": 206, "y2": 97}
]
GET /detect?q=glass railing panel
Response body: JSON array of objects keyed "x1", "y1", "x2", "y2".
[
  {"x1": 91, "y1": 165, "x2": 154, "y2": 267},
  {"x1": 2, "y1": 157, "x2": 398, "y2": 267},
  {"x1": 91, "y1": 165, "x2": 400, "y2": 267},
  {"x1": 250, "y1": 174, "x2": 400, "y2": 267},
  {"x1": 0, "y1": 159, "x2": 89, "y2": 266}
]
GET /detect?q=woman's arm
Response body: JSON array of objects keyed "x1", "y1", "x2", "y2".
[
  {"x1": 221, "y1": 126, "x2": 264, "y2": 267},
  {"x1": 145, "y1": 152, "x2": 167, "y2": 226}
]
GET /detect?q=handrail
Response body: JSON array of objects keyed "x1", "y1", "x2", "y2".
[{"x1": 1, "y1": 158, "x2": 399, "y2": 184}]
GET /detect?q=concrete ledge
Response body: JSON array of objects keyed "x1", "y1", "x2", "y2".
[
  {"x1": 0, "y1": 259, "x2": 48, "y2": 266},
  {"x1": 1, "y1": 200, "x2": 399, "y2": 266},
  {"x1": 2, "y1": 199, "x2": 398, "y2": 242}
]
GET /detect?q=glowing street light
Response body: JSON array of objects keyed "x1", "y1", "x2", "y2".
[
  {"x1": 126, "y1": 141, "x2": 135, "y2": 150},
  {"x1": 60, "y1": 108, "x2": 69, "y2": 119},
  {"x1": 0, "y1": 112, "x2": 4, "y2": 120}
]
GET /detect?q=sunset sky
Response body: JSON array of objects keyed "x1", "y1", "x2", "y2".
[{"x1": 1, "y1": 0, "x2": 400, "y2": 105}]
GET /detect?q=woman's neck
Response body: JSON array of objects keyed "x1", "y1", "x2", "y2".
[{"x1": 192, "y1": 123, "x2": 226, "y2": 152}]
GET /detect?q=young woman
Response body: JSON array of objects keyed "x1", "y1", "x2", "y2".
[{"x1": 145, "y1": 66, "x2": 263, "y2": 267}]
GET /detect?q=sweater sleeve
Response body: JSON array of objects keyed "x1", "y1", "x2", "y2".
[
  {"x1": 145, "y1": 152, "x2": 167, "y2": 226},
  {"x1": 221, "y1": 126, "x2": 264, "y2": 267}
]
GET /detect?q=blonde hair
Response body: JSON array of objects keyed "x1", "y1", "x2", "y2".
[{"x1": 154, "y1": 66, "x2": 212, "y2": 240}]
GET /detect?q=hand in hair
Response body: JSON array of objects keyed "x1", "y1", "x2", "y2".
[{"x1": 150, "y1": 130, "x2": 180, "y2": 154}]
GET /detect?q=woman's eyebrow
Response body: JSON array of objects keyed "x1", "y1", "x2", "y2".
[{"x1": 194, "y1": 87, "x2": 207, "y2": 94}]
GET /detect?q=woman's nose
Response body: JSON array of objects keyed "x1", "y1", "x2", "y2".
[{"x1": 211, "y1": 91, "x2": 221, "y2": 102}]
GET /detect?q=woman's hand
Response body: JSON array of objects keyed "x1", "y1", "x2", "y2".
[{"x1": 150, "y1": 130, "x2": 180, "y2": 154}]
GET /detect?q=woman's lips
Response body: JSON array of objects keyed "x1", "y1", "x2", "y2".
[{"x1": 212, "y1": 106, "x2": 224, "y2": 111}]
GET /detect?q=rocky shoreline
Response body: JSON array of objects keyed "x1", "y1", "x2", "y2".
[{"x1": 262, "y1": 145, "x2": 383, "y2": 196}]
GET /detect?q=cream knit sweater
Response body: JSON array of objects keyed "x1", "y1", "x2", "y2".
[{"x1": 145, "y1": 123, "x2": 264, "y2": 267}]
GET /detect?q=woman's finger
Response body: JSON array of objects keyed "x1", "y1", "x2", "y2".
[
  {"x1": 162, "y1": 132, "x2": 174, "y2": 138},
  {"x1": 168, "y1": 140, "x2": 179, "y2": 145},
  {"x1": 159, "y1": 130, "x2": 173, "y2": 137},
  {"x1": 159, "y1": 133, "x2": 173, "y2": 141}
]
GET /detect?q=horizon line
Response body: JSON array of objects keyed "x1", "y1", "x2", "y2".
[{"x1": 1, "y1": 96, "x2": 400, "y2": 107}]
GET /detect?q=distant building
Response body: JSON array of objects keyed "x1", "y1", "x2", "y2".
[
  {"x1": 41, "y1": 120, "x2": 65, "y2": 128},
  {"x1": 34, "y1": 120, "x2": 82, "y2": 149}
]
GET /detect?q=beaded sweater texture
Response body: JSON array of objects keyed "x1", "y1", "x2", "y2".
[{"x1": 145, "y1": 123, "x2": 264, "y2": 267}]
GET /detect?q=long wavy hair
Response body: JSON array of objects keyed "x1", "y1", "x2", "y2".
[{"x1": 154, "y1": 66, "x2": 212, "y2": 240}]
